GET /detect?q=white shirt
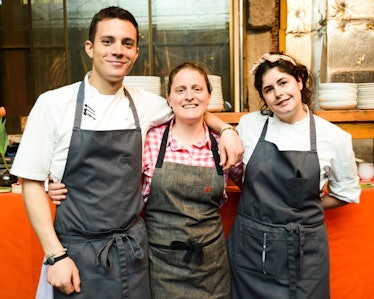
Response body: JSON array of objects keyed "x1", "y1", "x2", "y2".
[
  {"x1": 237, "y1": 110, "x2": 361, "y2": 203},
  {"x1": 11, "y1": 73, "x2": 172, "y2": 182}
]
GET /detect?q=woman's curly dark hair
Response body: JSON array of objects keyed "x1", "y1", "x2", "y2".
[{"x1": 253, "y1": 53, "x2": 314, "y2": 115}]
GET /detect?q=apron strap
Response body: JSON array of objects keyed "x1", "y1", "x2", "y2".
[
  {"x1": 260, "y1": 110, "x2": 317, "y2": 152},
  {"x1": 155, "y1": 121, "x2": 171, "y2": 168},
  {"x1": 259, "y1": 116, "x2": 270, "y2": 141},
  {"x1": 96, "y1": 234, "x2": 144, "y2": 298},
  {"x1": 72, "y1": 82, "x2": 141, "y2": 130},
  {"x1": 285, "y1": 223, "x2": 306, "y2": 299},
  {"x1": 155, "y1": 121, "x2": 223, "y2": 176},
  {"x1": 123, "y1": 87, "x2": 141, "y2": 130},
  {"x1": 73, "y1": 82, "x2": 85, "y2": 129},
  {"x1": 96, "y1": 233, "x2": 144, "y2": 269},
  {"x1": 150, "y1": 230, "x2": 223, "y2": 265},
  {"x1": 96, "y1": 232, "x2": 144, "y2": 298},
  {"x1": 209, "y1": 132, "x2": 224, "y2": 176},
  {"x1": 309, "y1": 110, "x2": 317, "y2": 152},
  {"x1": 61, "y1": 217, "x2": 145, "y2": 298}
]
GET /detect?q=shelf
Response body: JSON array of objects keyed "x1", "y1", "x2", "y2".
[
  {"x1": 214, "y1": 110, "x2": 374, "y2": 139},
  {"x1": 313, "y1": 110, "x2": 374, "y2": 122}
]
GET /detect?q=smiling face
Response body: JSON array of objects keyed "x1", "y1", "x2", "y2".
[
  {"x1": 168, "y1": 68, "x2": 211, "y2": 124},
  {"x1": 261, "y1": 67, "x2": 306, "y2": 123},
  {"x1": 85, "y1": 18, "x2": 139, "y2": 94}
]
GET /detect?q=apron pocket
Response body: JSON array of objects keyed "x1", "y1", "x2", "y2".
[
  {"x1": 285, "y1": 177, "x2": 308, "y2": 209},
  {"x1": 300, "y1": 225, "x2": 329, "y2": 279},
  {"x1": 237, "y1": 222, "x2": 289, "y2": 279},
  {"x1": 236, "y1": 220, "x2": 328, "y2": 280}
]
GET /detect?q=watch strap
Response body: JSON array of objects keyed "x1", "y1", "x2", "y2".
[{"x1": 44, "y1": 252, "x2": 69, "y2": 265}]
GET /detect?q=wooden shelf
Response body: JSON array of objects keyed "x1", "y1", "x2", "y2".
[
  {"x1": 214, "y1": 110, "x2": 374, "y2": 139},
  {"x1": 314, "y1": 110, "x2": 374, "y2": 122}
]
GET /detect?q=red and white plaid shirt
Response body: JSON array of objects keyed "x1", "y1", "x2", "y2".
[{"x1": 142, "y1": 118, "x2": 243, "y2": 204}]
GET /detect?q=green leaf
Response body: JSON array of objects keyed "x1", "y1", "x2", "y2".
[{"x1": 0, "y1": 117, "x2": 8, "y2": 156}]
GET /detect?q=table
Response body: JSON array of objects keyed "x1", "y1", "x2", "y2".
[
  {"x1": 1, "y1": 188, "x2": 373, "y2": 299},
  {"x1": 0, "y1": 192, "x2": 46, "y2": 299},
  {"x1": 324, "y1": 187, "x2": 374, "y2": 298}
]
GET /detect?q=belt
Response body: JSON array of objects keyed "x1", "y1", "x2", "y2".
[{"x1": 149, "y1": 230, "x2": 223, "y2": 264}]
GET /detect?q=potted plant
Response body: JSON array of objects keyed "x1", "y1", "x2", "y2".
[{"x1": 0, "y1": 106, "x2": 18, "y2": 188}]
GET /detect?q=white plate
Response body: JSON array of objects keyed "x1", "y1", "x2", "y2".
[
  {"x1": 319, "y1": 100, "x2": 357, "y2": 110},
  {"x1": 358, "y1": 92, "x2": 374, "y2": 96},
  {"x1": 318, "y1": 91, "x2": 357, "y2": 98},
  {"x1": 319, "y1": 95, "x2": 357, "y2": 102},
  {"x1": 358, "y1": 83, "x2": 374, "y2": 87},
  {"x1": 318, "y1": 85, "x2": 357, "y2": 92},
  {"x1": 357, "y1": 98, "x2": 374, "y2": 103},
  {"x1": 357, "y1": 104, "x2": 374, "y2": 109},
  {"x1": 319, "y1": 83, "x2": 357, "y2": 91},
  {"x1": 358, "y1": 86, "x2": 374, "y2": 90}
]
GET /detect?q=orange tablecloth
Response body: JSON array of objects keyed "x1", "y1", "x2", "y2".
[
  {"x1": 324, "y1": 188, "x2": 374, "y2": 299},
  {"x1": 0, "y1": 192, "x2": 47, "y2": 299},
  {"x1": 0, "y1": 188, "x2": 373, "y2": 299}
]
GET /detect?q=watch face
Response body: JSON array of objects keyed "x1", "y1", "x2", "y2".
[
  {"x1": 46, "y1": 256, "x2": 55, "y2": 265},
  {"x1": 44, "y1": 252, "x2": 68, "y2": 265}
]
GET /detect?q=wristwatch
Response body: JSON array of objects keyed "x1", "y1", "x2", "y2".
[{"x1": 43, "y1": 252, "x2": 69, "y2": 265}]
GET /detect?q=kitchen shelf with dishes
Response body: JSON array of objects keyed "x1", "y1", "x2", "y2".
[
  {"x1": 214, "y1": 109, "x2": 374, "y2": 140},
  {"x1": 317, "y1": 82, "x2": 374, "y2": 110},
  {"x1": 214, "y1": 82, "x2": 374, "y2": 140}
]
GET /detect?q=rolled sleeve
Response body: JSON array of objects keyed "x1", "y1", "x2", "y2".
[{"x1": 327, "y1": 133, "x2": 361, "y2": 203}]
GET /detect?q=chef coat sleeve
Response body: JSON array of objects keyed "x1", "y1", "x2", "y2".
[
  {"x1": 10, "y1": 93, "x2": 55, "y2": 181},
  {"x1": 326, "y1": 132, "x2": 361, "y2": 204}
]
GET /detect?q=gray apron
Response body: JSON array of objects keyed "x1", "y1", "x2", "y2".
[
  {"x1": 145, "y1": 122, "x2": 231, "y2": 299},
  {"x1": 228, "y1": 111, "x2": 330, "y2": 299},
  {"x1": 53, "y1": 82, "x2": 150, "y2": 299}
]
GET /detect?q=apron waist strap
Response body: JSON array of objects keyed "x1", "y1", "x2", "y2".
[
  {"x1": 96, "y1": 230, "x2": 144, "y2": 299},
  {"x1": 237, "y1": 213, "x2": 324, "y2": 299},
  {"x1": 285, "y1": 223, "x2": 305, "y2": 299},
  {"x1": 96, "y1": 232, "x2": 144, "y2": 269},
  {"x1": 150, "y1": 230, "x2": 223, "y2": 264},
  {"x1": 59, "y1": 217, "x2": 144, "y2": 299}
]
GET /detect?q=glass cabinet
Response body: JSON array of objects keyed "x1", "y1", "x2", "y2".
[{"x1": 0, "y1": 0, "x2": 241, "y2": 133}]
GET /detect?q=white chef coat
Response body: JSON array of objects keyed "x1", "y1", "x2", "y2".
[
  {"x1": 11, "y1": 73, "x2": 172, "y2": 182},
  {"x1": 12, "y1": 73, "x2": 172, "y2": 299},
  {"x1": 237, "y1": 109, "x2": 361, "y2": 204}
]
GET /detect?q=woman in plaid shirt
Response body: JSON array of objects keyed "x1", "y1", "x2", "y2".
[{"x1": 142, "y1": 62, "x2": 242, "y2": 298}]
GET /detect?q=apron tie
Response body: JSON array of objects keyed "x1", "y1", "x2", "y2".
[
  {"x1": 170, "y1": 240, "x2": 204, "y2": 264},
  {"x1": 96, "y1": 233, "x2": 144, "y2": 299},
  {"x1": 96, "y1": 233, "x2": 144, "y2": 269},
  {"x1": 171, "y1": 231, "x2": 223, "y2": 264},
  {"x1": 285, "y1": 223, "x2": 306, "y2": 299},
  {"x1": 151, "y1": 231, "x2": 223, "y2": 265}
]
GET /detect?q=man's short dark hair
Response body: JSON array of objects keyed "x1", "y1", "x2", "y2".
[{"x1": 88, "y1": 6, "x2": 139, "y2": 45}]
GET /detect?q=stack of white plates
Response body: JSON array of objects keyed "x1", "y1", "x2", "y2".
[
  {"x1": 318, "y1": 83, "x2": 357, "y2": 110},
  {"x1": 124, "y1": 76, "x2": 161, "y2": 96},
  {"x1": 357, "y1": 83, "x2": 374, "y2": 109},
  {"x1": 207, "y1": 75, "x2": 224, "y2": 112}
]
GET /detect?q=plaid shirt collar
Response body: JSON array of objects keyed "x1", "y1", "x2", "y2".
[{"x1": 167, "y1": 117, "x2": 212, "y2": 151}]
